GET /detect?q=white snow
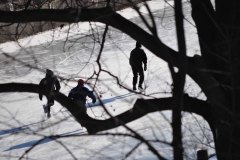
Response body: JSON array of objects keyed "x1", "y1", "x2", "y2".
[{"x1": 0, "y1": 0, "x2": 216, "y2": 160}]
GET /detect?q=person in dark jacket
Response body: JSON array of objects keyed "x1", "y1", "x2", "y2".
[
  {"x1": 39, "y1": 69, "x2": 61, "y2": 118},
  {"x1": 129, "y1": 42, "x2": 147, "y2": 91},
  {"x1": 68, "y1": 79, "x2": 96, "y2": 113}
]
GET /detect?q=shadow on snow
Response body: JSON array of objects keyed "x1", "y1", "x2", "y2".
[
  {"x1": 2, "y1": 92, "x2": 135, "y2": 151},
  {"x1": 86, "y1": 92, "x2": 135, "y2": 108},
  {"x1": 0, "y1": 120, "x2": 45, "y2": 136},
  {"x1": 4, "y1": 129, "x2": 85, "y2": 151}
]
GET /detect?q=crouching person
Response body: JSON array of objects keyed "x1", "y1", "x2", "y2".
[{"x1": 68, "y1": 79, "x2": 96, "y2": 114}]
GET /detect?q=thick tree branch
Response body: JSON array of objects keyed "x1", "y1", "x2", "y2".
[{"x1": 0, "y1": 83, "x2": 213, "y2": 134}]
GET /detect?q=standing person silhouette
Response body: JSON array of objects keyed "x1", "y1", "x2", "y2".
[
  {"x1": 39, "y1": 69, "x2": 61, "y2": 118},
  {"x1": 129, "y1": 42, "x2": 147, "y2": 91}
]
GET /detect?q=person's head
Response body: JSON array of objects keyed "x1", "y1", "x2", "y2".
[
  {"x1": 136, "y1": 42, "x2": 141, "y2": 48},
  {"x1": 78, "y1": 79, "x2": 84, "y2": 87},
  {"x1": 46, "y1": 69, "x2": 54, "y2": 78}
]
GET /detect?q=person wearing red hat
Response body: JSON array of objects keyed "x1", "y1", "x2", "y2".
[{"x1": 68, "y1": 79, "x2": 96, "y2": 113}]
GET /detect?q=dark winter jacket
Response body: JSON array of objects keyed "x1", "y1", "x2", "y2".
[
  {"x1": 129, "y1": 48, "x2": 147, "y2": 68},
  {"x1": 68, "y1": 85, "x2": 96, "y2": 104},
  {"x1": 39, "y1": 74, "x2": 61, "y2": 100}
]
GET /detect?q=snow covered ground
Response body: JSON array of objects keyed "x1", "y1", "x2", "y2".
[{"x1": 0, "y1": 1, "x2": 216, "y2": 160}]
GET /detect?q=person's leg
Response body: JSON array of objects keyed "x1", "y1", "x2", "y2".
[
  {"x1": 43, "y1": 104, "x2": 47, "y2": 113},
  {"x1": 131, "y1": 66, "x2": 138, "y2": 90},
  {"x1": 138, "y1": 67, "x2": 144, "y2": 89},
  {"x1": 46, "y1": 96, "x2": 54, "y2": 118}
]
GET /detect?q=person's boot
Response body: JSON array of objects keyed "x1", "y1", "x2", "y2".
[
  {"x1": 138, "y1": 85, "x2": 144, "y2": 92},
  {"x1": 47, "y1": 112, "x2": 51, "y2": 118},
  {"x1": 133, "y1": 86, "x2": 136, "y2": 91}
]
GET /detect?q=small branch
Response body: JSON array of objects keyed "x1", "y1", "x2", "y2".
[{"x1": 124, "y1": 142, "x2": 142, "y2": 159}]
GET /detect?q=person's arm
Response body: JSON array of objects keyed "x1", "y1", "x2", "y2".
[
  {"x1": 88, "y1": 90, "x2": 96, "y2": 103},
  {"x1": 129, "y1": 51, "x2": 133, "y2": 65},
  {"x1": 55, "y1": 78, "x2": 61, "y2": 92},
  {"x1": 68, "y1": 89, "x2": 74, "y2": 100},
  {"x1": 68, "y1": 90, "x2": 73, "y2": 100},
  {"x1": 142, "y1": 50, "x2": 147, "y2": 71}
]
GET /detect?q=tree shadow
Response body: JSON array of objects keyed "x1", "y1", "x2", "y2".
[
  {"x1": 0, "y1": 120, "x2": 46, "y2": 136},
  {"x1": 87, "y1": 92, "x2": 135, "y2": 108},
  {"x1": 4, "y1": 129, "x2": 84, "y2": 151}
]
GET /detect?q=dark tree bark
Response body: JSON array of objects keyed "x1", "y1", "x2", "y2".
[
  {"x1": 172, "y1": 0, "x2": 187, "y2": 159},
  {"x1": 190, "y1": 0, "x2": 240, "y2": 159}
]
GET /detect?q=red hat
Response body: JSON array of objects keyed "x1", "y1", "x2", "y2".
[{"x1": 78, "y1": 79, "x2": 84, "y2": 86}]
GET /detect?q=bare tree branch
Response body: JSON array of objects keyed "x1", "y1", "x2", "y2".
[{"x1": 0, "y1": 83, "x2": 213, "y2": 134}]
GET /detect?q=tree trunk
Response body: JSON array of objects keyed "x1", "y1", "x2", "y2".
[{"x1": 191, "y1": 0, "x2": 240, "y2": 159}]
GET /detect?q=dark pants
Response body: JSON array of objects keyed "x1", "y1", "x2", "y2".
[
  {"x1": 131, "y1": 66, "x2": 144, "y2": 87},
  {"x1": 46, "y1": 94, "x2": 54, "y2": 113}
]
